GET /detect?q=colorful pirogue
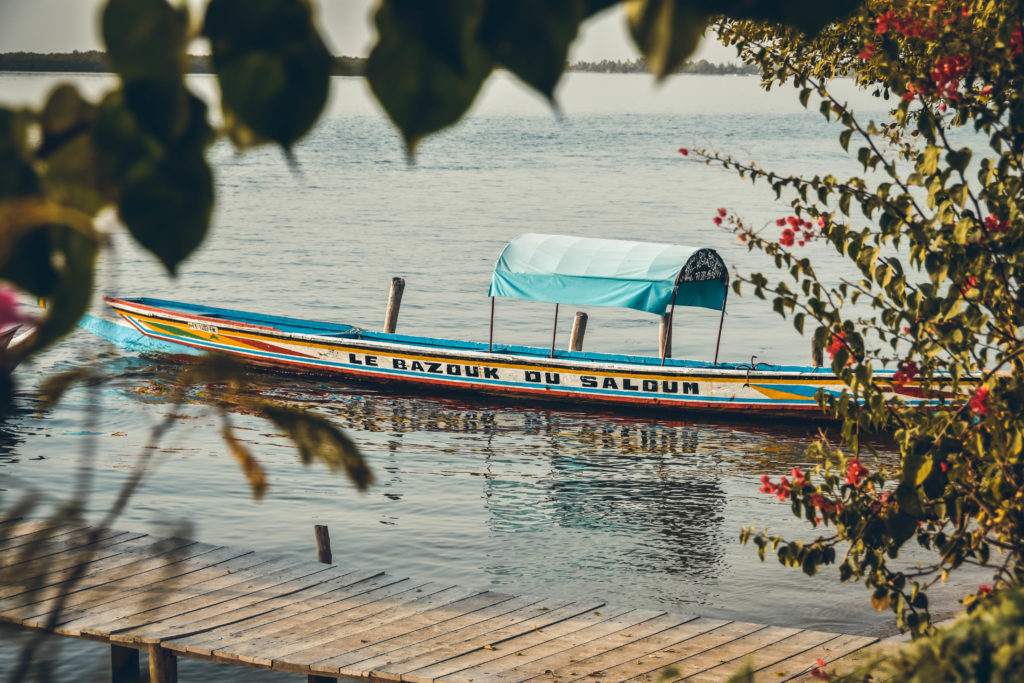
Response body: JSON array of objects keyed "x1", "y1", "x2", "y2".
[{"x1": 95, "y1": 234, "x2": 924, "y2": 419}]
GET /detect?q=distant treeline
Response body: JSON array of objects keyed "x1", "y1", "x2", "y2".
[
  {"x1": 568, "y1": 58, "x2": 758, "y2": 75},
  {"x1": 1, "y1": 51, "x2": 753, "y2": 78},
  {"x1": 0, "y1": 51, "x2": 366, "y2": 76}
]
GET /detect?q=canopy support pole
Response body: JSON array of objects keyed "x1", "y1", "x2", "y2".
[
  {"x1": 550, "y1": 304, "x2": 559, "y2": 358},
  {"x1": 713, "y1": 286, "x2": 729, "y2": 365},
  {"x1": 661, "y1": 286, "x2": 680, "y2": 367},
  {"x1": 488, "y1": 297, "x2": 495, "y2": 353}
]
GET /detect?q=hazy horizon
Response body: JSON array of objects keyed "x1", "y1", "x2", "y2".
[{"x1": 0, "y1": 0, "x2": 737, "y2": 63}]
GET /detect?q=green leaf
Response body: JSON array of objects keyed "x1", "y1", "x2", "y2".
[
  {"x1": 477, "y1": 0, "x2": 586, "y2": 101},
  {"x1": 118, "y1": 97, "x2": 214, "y2": 275},
  {"x1": 98, "y1": 92, "x2": 215, "y2": 274},
  {"x1": 367, "y1": 0, "x2": 494, "y2": 155},
  {"x1": 204, "y1": 0, "x2": 332, "y2": 149},
  {"x1": 258, "y1": 403, "x2": 372, "y2": 490},
  {"x1": 946, "y1": 147, "x2": 972, "y2": 174},
  {"x1": 0, "y1": 108, "x2": 41, "y2": 200},
  {"x1": 102, "y1": 0, "x2": 189, "y2": 84},
  {"x1": 626, "y1": 0, "x2": 707, "y2": 81},
  {"x1": 102, "y1": 0, "x2": 190, "y2": 142},
  {"x1": 38, "y1": 86, "x2": 106, "y2": 215},
  {"x1": 29, "y1": 226, "x2": 99, "y2": 354}
]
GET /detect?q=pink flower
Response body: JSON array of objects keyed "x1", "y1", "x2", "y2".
[
  {"x1": 717, "y1": 208, "x2": 728, "y2": 218},
  {"x1": 970, "y1": 386, "x2": 990, "y2": 415},
  {"x1": 678, "y1": 148, "x2": 689, "y2": 156},
  {"x1": 892, "y1": 360, "x2": 919, "y2": 389},
  {"x1": 790, "y1": 468, "x2": 807, "y2": 487},
  {"x1": 826, "y1": 332, "x2": 846, "y2": 360},
  {"x1": 0, "y1": 286, "x2": 30, "y2": 330},
  {"x1": 712, "y1": 216, "x2": 723, "y2": 226},
  {"x1": 845, "y1": 458, "x2": 868, "y2": 487},
  {"x1": 984, "y1": 215, "x2": 1009, "y2": 233},
  {"x1": 859, "y1": 43, "x2": 875, "y2": 59},
  {"x1": 979, "y1": 584, "x2": 993, "y2": 596}
]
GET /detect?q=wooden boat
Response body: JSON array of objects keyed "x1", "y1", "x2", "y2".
[{"x1": 97, "y1": 234, "x2": 923, "y2": 420}]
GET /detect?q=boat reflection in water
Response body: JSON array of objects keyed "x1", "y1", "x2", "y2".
[{"x1": 109, "y1": 353, "x2": 882, "y2": 590}]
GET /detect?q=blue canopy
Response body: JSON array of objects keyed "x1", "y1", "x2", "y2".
[{"x1": 488, "y1": 234, "x2": 728, "y2": 314}]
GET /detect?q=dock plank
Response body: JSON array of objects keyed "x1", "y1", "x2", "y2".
[
  {"x1": 309, "y1": 592, "x2": 529, "y2": 675},
  {"x1": 445, "y1": 608, "x2": 671, "y2": 682},
  {"x1": 0, "y1": 537, "x2": 197, "y2": 601},
  {"x1": 0, "y1": 541, "x2": 220, "y2": 611},
  {"x1": 0, "y1": 520, "x2": 880, "y2": 683},
  {"x1": 684, "y1": 629, "x2": 842, "y2": 682},
  {"x1": 0, "y1": 528, "x2": 127, "y2": 567},
  {"x1": 90, "y1": 559, "x2": 336, "y2": 642},
  {"x1": 0, "y1": 532, "x2": 152, "y2": 590},
  {"x1": 130, "y1": 567, "x2": 381, "y2": 645},
  {"x1": 622, "y1": 626, "x2": 801, "y2": 682},
  {"x1": 51, "y1": 552, "x2": 288, "y2": 635},
  {"x1": 518, "y1": 616, "x2": 731, "y2": 683},
  {"x1": 247, "y1": 582, "x2": 471, "y2": 669},
  {"x1": 375, "y1": 599, "x2": 608, "y2": 683},
  {"x1": 167, "y1": 571, "x2": 405, "y2": 656}
]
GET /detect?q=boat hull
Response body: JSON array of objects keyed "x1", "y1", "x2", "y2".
[{"x1": 101, "y1": 297, "x2": 920, "y2": 420}]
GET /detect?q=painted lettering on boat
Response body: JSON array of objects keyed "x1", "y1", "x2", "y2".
[
  {"x1": 524, "y1": 371, "x2": 561, "y2": 384},
  {"x1": 580, "y1": 375, "x2": 698, "y2": 395},
  {"x1": 188, "y1": 321, "x2": 218, "y2": 334},
  {"x1": 359, "y1": 355, "x2": 700, "y2": 396},
  {"x1": 390, "y1": 357, "x2": 498, "y2": 380}
]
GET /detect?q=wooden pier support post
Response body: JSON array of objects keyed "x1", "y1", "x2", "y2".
[
  {"x1": 659, "y1": 314, "x2": 672, "y2": 359},
  {"x1": 147, "y1": 644, "x2": 177, "y2": 683},
  {"x1": 569, "y1": 312, "x2": 588, "y2": 352},
  {"x1": 308, "y1": 675, "x2": 336, "y2": 683},
  {"x1": 383, "y1": 277, "x2": 405, "y2": 333},
  {"x1": 812, "y1": 338, "x2": 823, "y2": 367},
  {"x1": 110, "y1": 644, "x2": 140, "y2": 683},
  {"x1": 315, "y1": 524, "x2": 332, "y2": 564}
]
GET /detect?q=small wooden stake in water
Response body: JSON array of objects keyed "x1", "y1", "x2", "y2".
[
  {"x1": 569, "y1": 312, "x2": 588, "y2": 352},
  {"x1": 315, "y1": 524, "x2": 332, "y2": 564},
  {"x1": 659, "y1": 314, "x2": 672, "y2": 359},
  {"x1": 383, "y1": 277, "x2": 405, "y2": 333}
]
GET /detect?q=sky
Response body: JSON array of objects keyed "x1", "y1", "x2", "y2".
[{"x1": 0, "y1": 0, "x2": 735, "y2": 63}]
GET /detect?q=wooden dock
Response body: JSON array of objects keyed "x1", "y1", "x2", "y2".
[{"x1": 0, "y1": 520, "x2": 876, "y2": 682}]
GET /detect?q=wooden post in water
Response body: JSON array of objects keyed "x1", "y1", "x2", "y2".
[
  {"x1": 315, "y1": 524, "x2": 332, "y2": 564},
  {"x1": 147, "y1": 645, "x2": 177, "y2": 683},
  {"x1": 111, "y1": 644, "x2": 140, "y2": 683},
  {"x1": 659, "y1": 314, "x2": 672, "y2": 359},
  {"x1": 383, "y1": 277, "x2": 405, "y2": 333},
  {"x1": 569, "y1": 312, "x2": 588, "y2": 352}
]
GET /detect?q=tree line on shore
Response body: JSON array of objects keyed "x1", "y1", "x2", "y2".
[
  {"x1": 568, "y1": 57, "x2": 758, "y2": 74},
  {"x1": 0, "y1": 51, "x2": 753, "y2": 77}
]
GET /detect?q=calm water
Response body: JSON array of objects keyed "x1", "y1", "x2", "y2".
[{"x1": 0, "y1": 72, "x2": 972, "y2": 680}]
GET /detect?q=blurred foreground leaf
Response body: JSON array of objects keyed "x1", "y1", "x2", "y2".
[
  {"x1": 222, "y1": 423, "x2": 268, "y2": 500},
  {"x1": 367, "y1": 0, "x2": 494, "y2": 155},
  {"x1": 204, "y1": 0, "x2": 332, "y2": 149},
  {"x1": 477, "y1": 0, "x2": 585, "y2": 101},
  {"x1": 259, "y1": 403, "x2": 372, "y2": 491}
]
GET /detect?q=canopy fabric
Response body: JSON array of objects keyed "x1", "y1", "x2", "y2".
[{"x1": 488, "y1": 233, "x2": 728, "y2": 314}]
